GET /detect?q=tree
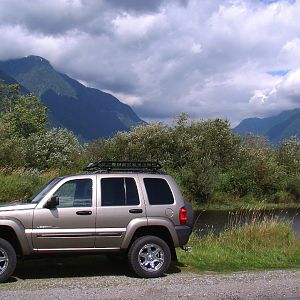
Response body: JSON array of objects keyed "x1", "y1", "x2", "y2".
[
  {"x1": 26, "y1": 128, "x2": 82, "y2": 170},
  {"x1": 0, "y1": 82, "x2": 47, "y2": 138},
  {"x1": 217, "y1": 134, "x2": 286, "y2": 197},
  {"x1": 10, "y1": 94, "x2": 47, "y2": 138},
  {"x1": 276, "y1": 136, "x2": 300, "y2": 174},
  {"x1": 0, "y1": 82, "x2": 20, "y2": 113},
  {"x1": 0, "y1": 120, "x2": 26, "y2": 167},
  {"x1": 85, "y1": 115, "x2": 239, "y2": 203}
]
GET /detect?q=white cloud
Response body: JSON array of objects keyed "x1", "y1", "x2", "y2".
[
  {"x1": 112, "y1": 13, "x2": 165, "y2": 41},
  {"x1": 248, "y1": 69, "x2": 300, "y2": 117},
  {"x1": 1, "y1": 0, "x2": 300, "y2": 125}
]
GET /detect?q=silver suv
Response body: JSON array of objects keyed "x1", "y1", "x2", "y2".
[{"x1": 0, "y1": 161, "x2": 193, "y2": 281}]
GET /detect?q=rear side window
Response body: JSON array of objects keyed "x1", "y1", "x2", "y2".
[
  {"x1": 101, "y1": 178, "x2": 139, "y2": 206},
  {"x1": 144, "y1": 178, "x2": 174, "y2": 205}
]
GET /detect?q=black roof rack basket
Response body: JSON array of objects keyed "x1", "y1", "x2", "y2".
[{"x1": 84, "y1": 161, "x2": 163, "y2": 173}]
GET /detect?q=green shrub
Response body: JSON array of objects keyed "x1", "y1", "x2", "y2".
[
  {"x1": 26, "y1": 128, "x2": 83, "y2": 170},
  {"x1": 268, "y1": 191, "x2": 294, "y2": 204},
  {"x1": 0, "y1": 170, "x2": 58, "y2": 203},
  {"x1": 286, "y1": 176, "x2": 300, "y2": 201}
]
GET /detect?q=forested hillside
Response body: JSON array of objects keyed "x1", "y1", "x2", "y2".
[
  {"x1": 0, "y1": 82, "x2": 300, "y2": 208},
  {"x1": 0, "y1": 56, "x2": 144, "y2": 140},
  {"x1": 234, "y1": 109, "x2": 300, "y2": 144}
]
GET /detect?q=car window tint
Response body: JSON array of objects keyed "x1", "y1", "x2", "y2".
[
  {"x1": 144, "y1": 178, "x2": 174, "y2": 205},
  {"x1": 101, "y1": 178, "x2": 139, "y2": 206},
  {"x1": 125, "y1": 178, "x2": 139, "y2": 206}
]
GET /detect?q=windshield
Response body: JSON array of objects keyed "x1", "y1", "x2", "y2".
[{"x1": 30, "y1": 177, "x2": 63, "y2": 204}]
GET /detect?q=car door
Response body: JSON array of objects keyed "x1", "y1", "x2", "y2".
[
  {"x1": 95, "y1": 174, "x2": 147, "y2": 248},
  {"x1": 32, "y1": 176, "x2": 96, "y2": 250}
]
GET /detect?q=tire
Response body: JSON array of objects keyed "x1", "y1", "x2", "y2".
[
  {"x1": 128, "y1": 235, "x2": 171, "y2": 278},
  {"x1": 0, "y1": 238, "x2": 17, "y2": 283}
]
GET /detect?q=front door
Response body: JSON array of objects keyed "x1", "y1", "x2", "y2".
[{"x1": 32, "y1": 176, "x2": 96, "y2": 250}]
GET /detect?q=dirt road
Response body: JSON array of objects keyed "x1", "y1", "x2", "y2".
[{"x1": 0, "y1": 256, "x2": 299, "y2": 300}]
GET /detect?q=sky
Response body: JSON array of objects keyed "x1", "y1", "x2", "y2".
[{"x1": 1, "y1": 0, "x2": 300, "y2": 126}]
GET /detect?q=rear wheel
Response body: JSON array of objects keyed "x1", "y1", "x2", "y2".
[
  {"x1": 0, "y1": 238, "x2": 17, "y2": 283},
  {"x1": 128, "y1": 235, "x2": 171, "y2": 278}
]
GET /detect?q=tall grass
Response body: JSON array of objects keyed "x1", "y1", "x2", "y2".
[
  {"x1": 178, "y1": 211, "x2": 300, "y2": 272},
  {"x1": 0, "y1": 168, "x2": 59, "y2": 203}
]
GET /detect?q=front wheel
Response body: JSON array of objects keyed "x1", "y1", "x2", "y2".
[
  {"x1": 128, "y1": 235, "x2": 171, "y2": 278},
  {"x1": 0, "y1": 238, "x2": 17, "y2": 283}
]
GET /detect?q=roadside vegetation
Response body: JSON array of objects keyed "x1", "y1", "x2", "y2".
[
  {"x1": 177, "y1": 214, "x2": 300, "y2": 272},
  {"x1": 0, "y1": 83, "x2": 299, "y2": 274},
  {"x1": 0, "y1": 82, "x2": 300, "y2": 209}
]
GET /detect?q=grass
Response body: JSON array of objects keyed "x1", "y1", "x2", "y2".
[
  {"x1": 177, "y1": 214, "x2": 300, "y2": 272},
  {"x1": 0, "y1": 168, "x2": 59, "y2": 203},
  {"x1": 194, "y1": 202, "x2": 300, "y2": 211},
  {"x1": 191, "y1": 195, "x2": 300, "y2": 211},
  {"x1": 187, "y1": 191, "x2": 300, "y2": 211}
]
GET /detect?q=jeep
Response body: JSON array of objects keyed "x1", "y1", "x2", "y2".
[{"x1": 0, "y1": 161, "x2": 193, "y2": 281}]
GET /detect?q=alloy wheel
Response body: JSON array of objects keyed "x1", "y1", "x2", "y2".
[
  {"x1": 0, "y1": 247, "x2": 9, "y2": 276},
  {"x1": 138, "y1": 243, "x2": 165, "y2": 272}
]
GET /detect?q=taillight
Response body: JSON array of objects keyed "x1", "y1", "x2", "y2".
[{"x1": 179, "y1": 207, "x2": 187, "y2": 225}]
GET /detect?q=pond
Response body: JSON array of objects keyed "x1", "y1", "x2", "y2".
[{"x1": 193, "y1": 208, "x2": 300, "y2": 238}]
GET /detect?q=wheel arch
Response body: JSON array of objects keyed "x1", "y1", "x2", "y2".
[
  {"x1": 0, "y1": 225, "x2": 22, "y2": 257},
  {"x1": 0, "y1": 218, "x2": 32, "y2": 256},
  {"x1": 125, "y1": 225, "x2": 177, "y2": 261}
]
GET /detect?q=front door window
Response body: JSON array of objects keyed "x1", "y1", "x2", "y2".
[{"x1": 54, "y1": 179, "x2": 92, "y2": 208}]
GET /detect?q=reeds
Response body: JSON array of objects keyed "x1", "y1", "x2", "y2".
[{"x1": 178, "y1": 209, "x2": 300, "y2": 272}]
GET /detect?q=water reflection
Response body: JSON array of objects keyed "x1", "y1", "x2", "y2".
[{"x1": 193, "y1": 208, "x2": 300, "y2": 238}]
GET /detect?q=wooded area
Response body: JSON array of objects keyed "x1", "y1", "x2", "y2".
[{"x1": 1, "y1": 82, "x2": 300, "y2": 207}]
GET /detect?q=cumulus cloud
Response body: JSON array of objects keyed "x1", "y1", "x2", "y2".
[
  {"x1": 250, "y1": 69, "x2": 300, "y2": 113},
  {"x1": 0, "y1": 0, "x2": 300, "y2": 125}
]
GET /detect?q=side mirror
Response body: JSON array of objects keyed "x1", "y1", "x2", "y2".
[{"x1": 45, "y1": 196, "x2": 59, "y2": 209}]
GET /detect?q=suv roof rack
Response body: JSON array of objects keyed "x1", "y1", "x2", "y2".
[{"x1": 84, "y1": 161, "x2": 163, "y2": 174}]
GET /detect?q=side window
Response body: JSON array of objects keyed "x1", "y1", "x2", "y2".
[
  {"x1": 53, "y1": 179, "x2": 92, "y2": 208},
  {"x1": 101, "y1": 178, "x2": 139, "y2": 206},
  {"x1": 144, "y1": 178, "x2": 174, "y2": 205}
]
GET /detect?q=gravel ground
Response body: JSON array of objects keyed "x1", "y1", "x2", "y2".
[{"x1": 0, "y1": 268, "x2": 299, "y2": 300}]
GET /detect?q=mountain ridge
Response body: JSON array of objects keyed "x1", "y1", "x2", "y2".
[
  {"x1": 0, "y1": 55, "x2": 144, "y2": 140},
  {"x1": 233, "y1": 108, "x2": 300, "y2": 143}
]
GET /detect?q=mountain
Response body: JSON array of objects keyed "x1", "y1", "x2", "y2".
[
  {"x1": 233, "y1": 109, "x2": 300, "y2": 143},
  {"x1": 0, "y1": 69, "x2": 18, "y2": 85},
  {"x1": 0, "y1": 55, "x2": 144, "y2": 140},
  {"x1": 0, "y1": 69, "x2": 30, "y2": 94}
]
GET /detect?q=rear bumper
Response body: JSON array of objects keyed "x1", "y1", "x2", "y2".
[{"x1": 175, "y1": 225, "x2": 192, "y2": 246}]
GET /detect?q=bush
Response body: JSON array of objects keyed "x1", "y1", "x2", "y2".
[
  {"x1": 180, "y1": 156, "x2": 219, "y2": 202},
  {"x1": 26, "y1": 128, "x2": 83, "y2": 170},
  {"x1": 84, "y1": 115, "x2": 238, "y2": 204},
  {"x1": 286, "y1": 176, "x2": 300, "y2": 201},
  {"x1": 0, "y1": 121, "x2": 26, "y2": 168},
  {"x1": 0, "y1": 169, "x2": 57, "y2": 203},
  {"x1": 216, "y1": 134, "x2": 288, "y2": 198},
  {"x1": 268, "y1": 191, "x2": 294, "y2": 204}
]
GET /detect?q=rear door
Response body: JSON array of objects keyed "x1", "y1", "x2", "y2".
[
  {"x1": 139, "y1": 174, "x2": 179, "y2": 225},
  {"x1": 95, "y1": 174, "x2": 147, "y2": 248}
]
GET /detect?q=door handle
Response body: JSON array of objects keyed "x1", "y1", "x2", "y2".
[
  {"x1": 129, "y1": 209, "x2": 143, "y2": 214},
  {"x1": 76, "y1": 211, "x2": 92, "y2": 215}
]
